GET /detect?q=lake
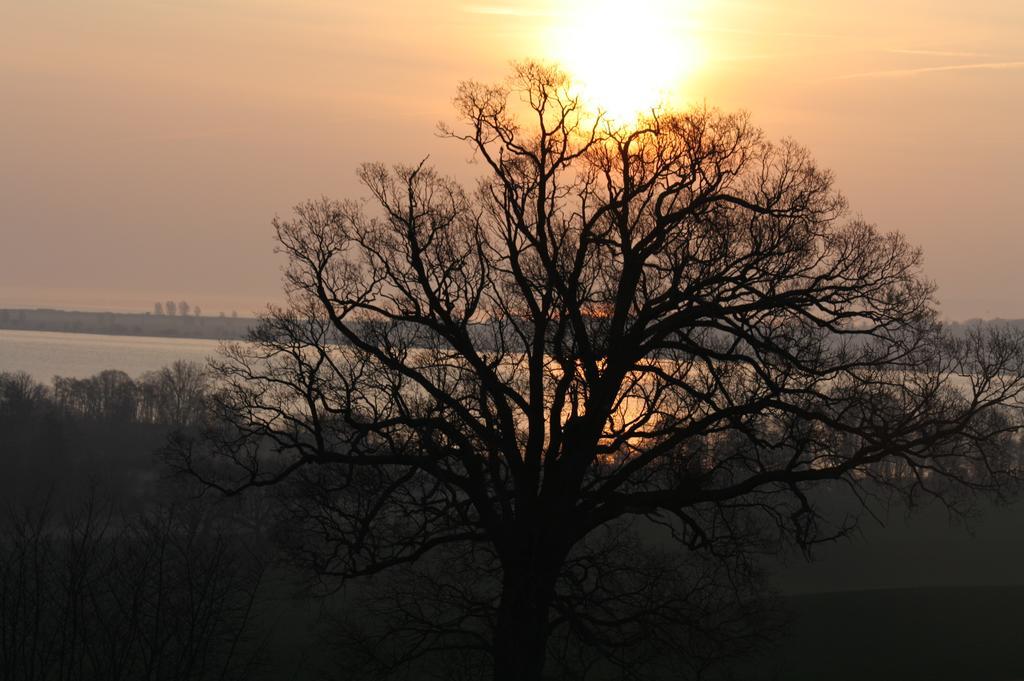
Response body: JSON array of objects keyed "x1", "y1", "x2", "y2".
[{"x1": 0, "y1": 329, "x2": 223, "y2": 381}]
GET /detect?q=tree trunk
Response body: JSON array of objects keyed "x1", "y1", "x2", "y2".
[{"x1": 492, "y1": 559, "x2": 559, "y2": 681}]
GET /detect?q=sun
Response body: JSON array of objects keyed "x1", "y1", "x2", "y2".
[{"x1": 548, "y1": 0, "x2": 702, "y2": 122}]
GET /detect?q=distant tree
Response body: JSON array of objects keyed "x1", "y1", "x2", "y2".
[
  {"x1": 154, "y1": 301, "x2": 165, "y2": 316},
  {"x1": 231, "y1": 310, "x2": 238, "y2": 318},
  {"x1": 179, "y1": 301, "x2": 191, "y2": 317},
  {"x1": 176, "y1": 63, "x2": 1024, "y2": 681},
  {"x1": 194, "y1": 306, "x2": 202, "y2": 318},
  {"x1": 166, "y1": 300, "x2": 177, "y2": 317},
  {"x1": 153, "y1": 360, "x2": 208, "y2": 427}
]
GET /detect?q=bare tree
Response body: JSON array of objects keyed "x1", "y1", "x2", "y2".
[
  {"x1": 155, "y1": 301, "x2": 165, "y2": 316},
  {"x1": 0, "y1": 372, "x2": 48, "y2": 420},
  {"x1": 179, "y1": 301, "x2": 191, "y2": 317},
  {"x1": 53, "y1": 369, "x2": 137, "y2": 422},
  {"x1": 0, "y1": 496, "x2": 265, "y2": 681},
  {"x1": 166, "y1": 300, "x2": 177, "y2": 317},
  {"x1": 153, "y1": 360, "x2": 209, "y2": 428},
  {"x1": 175, "y1": 63, "x2": 1024, "y2": 680}
]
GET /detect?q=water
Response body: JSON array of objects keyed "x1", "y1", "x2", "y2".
[{"x1": 0, "y1": 329, "x2": 223, "y2": 382}]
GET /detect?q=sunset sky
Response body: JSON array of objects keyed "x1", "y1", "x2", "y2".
[{"x1": 1, "y1": 0, "x2": 1022, "y2": 319}]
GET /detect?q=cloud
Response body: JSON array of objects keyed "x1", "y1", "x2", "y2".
[
  {"x1": 838, "y1": 61, "x2": 1024, "y2": 80},
  {"x1": 882, "y1": 49, "x2": 995, "y2": 59},
  {"x1": 694, "y1": 25, "x2": 849, "y2": 41}
]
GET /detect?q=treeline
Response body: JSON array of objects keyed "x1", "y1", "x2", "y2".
[
  {"x1": 0, "y1": 364, "x2": 395, "y2": 680},
  {"x1": 0, "y1": 309, "x2": 254, "y2": 341},
  {"x1": 0, "y1": 364, "x2": 279, "y2": 680},
  {"x1": 153, "y1": 300, "x2": 211, "y2": 317},
  {"x1": 49, "y1": 362, "x2": 208, "y2": 426},
  {"x1": 0, "y1": 363, "x2": 208, "y2": 508}
]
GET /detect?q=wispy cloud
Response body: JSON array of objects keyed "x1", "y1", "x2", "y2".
[
  {"x1": 882, "y1": 48, "x2": 995, "y2": 59},
  {"x1": 710, "y1": 47, "x2": 1000, "y2": 67},
  {"x1": 838, "y1": 61, "x2": 1024, "y2": 80},
  {"x1": 693, "y1": 24, "x2": 849, "y2": 41}
]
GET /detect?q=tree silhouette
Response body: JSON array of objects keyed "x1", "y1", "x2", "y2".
[
  {"x1": 165, "y1": 300, "x2": 177, "y2": 317},
  {"x1": 154, "y1": 301, "x2": 165, "y2": 316},
  {"x1": 176, "y1": 63, "x2": 1024, "y2": 680}
]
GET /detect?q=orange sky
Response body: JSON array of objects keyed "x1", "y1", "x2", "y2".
[{"x1": 1, "y1": 0, "x2": 1022, "y2": 319}]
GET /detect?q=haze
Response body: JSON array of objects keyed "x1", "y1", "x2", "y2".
[{"x1": 1, "y1": 0, "x2": 1021, "y2": 319}]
